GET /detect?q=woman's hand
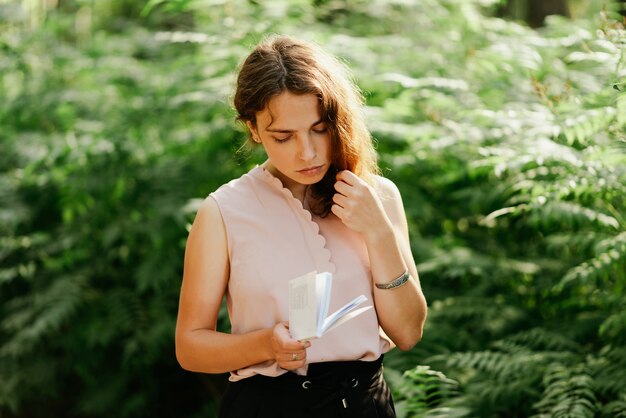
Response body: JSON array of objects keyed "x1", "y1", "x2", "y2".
[
  {"x1": 270, "y1": 322, "x2": 311, "y2": 370},
  {"x1": 331, "y1": 170, "x2": 393, "y2": 241}
]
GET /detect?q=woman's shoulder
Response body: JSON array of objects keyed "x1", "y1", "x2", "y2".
[
  {"x1": 210, "y1": 167, "x2": 262, "y2": 201},
  {"x1": 371, "y1": 174, "x2": 402, "y2": 203}
]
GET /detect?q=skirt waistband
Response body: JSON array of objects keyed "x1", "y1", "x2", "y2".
[{"x1": 237, "y1": 355, "x2": 384, "y2": 393}]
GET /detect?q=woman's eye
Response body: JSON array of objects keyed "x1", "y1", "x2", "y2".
[
  {"x1": 313, "y1": 127, "x2": 327, "y2": 134},
  {"x1": 274, "y1": 136, "x2": 291, "y2": 143}
]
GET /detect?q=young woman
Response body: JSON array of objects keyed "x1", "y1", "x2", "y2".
[{"x1": 175, "y1": 35, "x2": 427, "y2": 418}]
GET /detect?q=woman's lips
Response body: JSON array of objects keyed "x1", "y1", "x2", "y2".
[{"x1": 297, "y1": 165, "x2": 324, "y2": 177}]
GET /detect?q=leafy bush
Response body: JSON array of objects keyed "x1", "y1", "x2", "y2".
[{"x1": 1, "y1": 0, "x2": 624, "y2": 417}]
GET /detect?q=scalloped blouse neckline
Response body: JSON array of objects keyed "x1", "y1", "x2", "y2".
[{"x1": 250, "y1": 165, "x2": 336, "y2": 274}]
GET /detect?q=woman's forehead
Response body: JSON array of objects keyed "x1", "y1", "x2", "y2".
[{"x1": 259, "y1": 92, "x2": 321, "y2": 130}]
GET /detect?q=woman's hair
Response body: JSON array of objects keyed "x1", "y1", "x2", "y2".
[{"x1": 234, "y1": 34, "x2": 378, "y2": 217}]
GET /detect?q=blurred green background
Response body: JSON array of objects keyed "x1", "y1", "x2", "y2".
[{"x1": 1, "y1": 0, "x2": 625, "y2": 417}]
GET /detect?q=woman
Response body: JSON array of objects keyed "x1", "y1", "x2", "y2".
[{"x1": 175, "y1": 35, "x2": 427, "y2": 418}]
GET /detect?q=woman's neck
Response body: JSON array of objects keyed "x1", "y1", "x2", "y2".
[{"x1": 263, "y1": 162, "x2": 309, "y2": 204}]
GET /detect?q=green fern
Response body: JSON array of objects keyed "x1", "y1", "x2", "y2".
[
  {"x1": 494, "y1": 328, "x2": 582, "y2": 353},
  {"x1": 395, "y1": 365, "x2": 468, "y2": 418},
  {"x1": 600, "y1": 393, "x2": 626, "y2": 418},
  {"x1": 555, "y1": 231, "x2": 626, "y2": 294},
  {"x1": 1, "y1": 274, "x2": 85, "y2": 356},
  {"x1": 531, "y1": 364, "x2": 599, "y2": 418},
  {"x1": 615, "y1": 91, "x2": 626, "y2": 128},
  {"x1": 432, "y1": 350, "x2": 576, "y2": 381},
  {"x1": 528, "y1": 200, "x2": 619, "y2": 231},
  {"x1": 2, "y1": 0, "x2": 625, "y2": 417},
  {"x1": 558, "y1": 107, "x2": 617, "y2": 148},
  {"x1": 543, "y1": 231, "x2": 606, "y2": 258},
  {"x1": 599, "y1": 310, "x2": 626, "y2": 343},
  {"x1": 589, "y1": 346, "x2": 626, "y2": 398}
]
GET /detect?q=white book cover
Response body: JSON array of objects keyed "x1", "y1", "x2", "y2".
[{"x1": 288, "y1": 271, "x2": 372, "y2": 341}]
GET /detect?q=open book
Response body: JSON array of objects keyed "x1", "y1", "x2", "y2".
[{"x1": 288, "y1": 271, "x2": 372, "y2": 341}]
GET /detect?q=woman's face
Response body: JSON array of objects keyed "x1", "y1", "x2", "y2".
[{"x1": 248, "y1": 91, "x2": 332, "y2": 191}]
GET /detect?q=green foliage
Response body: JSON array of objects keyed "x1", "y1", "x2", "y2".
[
  {"x1": 1, "y1": 0, "x2": 625, "y2": 417},
  {"x1": 353, "y1": 1, "x2": 625, "y2": 417},
  {"x1": 393, "y1": 366, "x2": 469, "y2": 418},
  {"x1": 532, "y1": 364, "x2": 599, "y2": 418}
]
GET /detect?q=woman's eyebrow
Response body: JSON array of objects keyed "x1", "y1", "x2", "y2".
[{"x1": 265, "y1": 119, "x2": 324, "y2": 133}]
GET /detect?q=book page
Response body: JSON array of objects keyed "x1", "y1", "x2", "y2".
[
  {"x1": 315, "y1": 272, "x2": 332, "y2": 336},
  {"x1": 321, "y1": 295, "x2": 371, "y2": 335},
  {"x1": 323, "y1": 306, "x2": 372, "y2": 335},
  {"x1": 288, "y1": 271, "x2": 318, "y2": 341}
]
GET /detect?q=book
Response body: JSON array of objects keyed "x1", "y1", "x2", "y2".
[{"x1": 288, "y1": 271, "x2": 372, "y2": 341}]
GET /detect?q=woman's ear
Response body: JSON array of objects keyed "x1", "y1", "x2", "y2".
[{"x1": 246, "y1": 121, "x2": 261, "y2": 143}]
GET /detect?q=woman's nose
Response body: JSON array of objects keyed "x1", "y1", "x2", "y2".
[{"x1": 298, "y1": 135, "x2": 316, "y2": 161}]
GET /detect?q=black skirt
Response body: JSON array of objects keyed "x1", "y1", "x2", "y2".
[{"x1": 218, "y1": 356, "x2": 395, "y2": 418}]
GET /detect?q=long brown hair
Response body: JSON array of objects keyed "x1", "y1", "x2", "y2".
[{"x1": 234, "y1": 35, "x2": 378, "y2": 217}]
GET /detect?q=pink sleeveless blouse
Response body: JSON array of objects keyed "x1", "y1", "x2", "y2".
[{"x1": 210, "y1": 166, "x2": 391, "y2": 382}]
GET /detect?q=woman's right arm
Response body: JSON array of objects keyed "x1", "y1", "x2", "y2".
[{"x1": 175, "y1": 197, "x2": 309, "y2": 374}]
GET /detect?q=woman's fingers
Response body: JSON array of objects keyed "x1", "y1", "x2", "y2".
[
  {"x1": 273, "y1": 323, "x2": 307, "y2": 349},
  {"x1": 284, "y1": 349, "x2": 307, "y2": 362},
  {"x1": 272, "y1": 323, "x2": 310, "y2": 370},
  {"x1": 335, "y1": 169, "x2": 360, "y2": 186},
  {"x1": 277, "y1": 348, "x2": 308, "y2": 370},
  {"x1": 332, "y1": 192, "x2": 350, "y2": 208},
  {"x1": 333, "y1": 179, "x2": 351, "y2": 196}
]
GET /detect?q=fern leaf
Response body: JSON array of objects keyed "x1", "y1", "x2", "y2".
[
  {"x1": 395, "y1": 365, "x2": 467, "y2": 418},
  {"x1": 559, "y1": 107, "x2": 616, "y2": 147},
  {"x1": 616, "y1": 92, "x2": 626, "y2": 128},
  {"x1": 601, "y1": 395, "x2": 626, "y2": 418},
  {"x1": 544, "y1": 231, "x2": 604, "y2": 257},
  {"x1": 430, "y1": 350, "x2": 576, "y2": 381},
  {"x1": 599, "y1": 310, "x2": 626, "y2": 343},
  {"x1": 1, "y1": 275, "x2": 84, "y2": 357},
  {"x1": 555, "y1": 232, "x2": 626, "y2": 293},
  {"x1": 595, "y1": 231, "x2": 626, "y2": 255},
  {"x1": 532, "y1": 364, "x2": 599, "y2": 418},
  {"x1": 528, "y1": 200, "x2": 619, "y2": 231},
  {"x1": 494, "y1": 328, "x2": 581, "y2": 352},
  {"x1": 381, "y1": 73, "x2": 470, "y2": 91},
  {"x1": 589, "y1": 346, "x2": 626, "y2": 397}
]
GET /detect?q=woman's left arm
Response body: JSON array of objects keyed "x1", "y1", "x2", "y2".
[{"x1": 332, "y1": 170, "x2": 427, "y2": 350}]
